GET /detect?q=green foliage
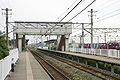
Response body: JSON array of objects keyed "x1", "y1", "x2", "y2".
[
  {"x1": 87, "y1": 60, "x2": 96, "y2": 67},
  {"x1": 114, "y1": 65, "x2": 120, "y2": 74},
  {"x1": 0, "y1": 31, "x2": 9, "y2": 60}
]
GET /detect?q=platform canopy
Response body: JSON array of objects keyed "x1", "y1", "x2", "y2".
[{"x1": 13, "y1": 21, "x2": 72, "y2": 35}]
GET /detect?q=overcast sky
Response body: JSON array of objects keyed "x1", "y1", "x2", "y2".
[{"x1": 0, "y1": 0, "x2": 120, "y2": 43}]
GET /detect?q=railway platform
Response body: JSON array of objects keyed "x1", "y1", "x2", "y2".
[
  {"x1": 5, "y1": 51, "x2": 51, "y2": 80},
  {"x1": 38, "y1": 48, "x2": 120, "y2": 74},
  {"x1": 66, "y1": 51, "x2": 120, "y2": 65},
  {"x1": 41, "y1": 48, "x2": 120, "y2": 65}
]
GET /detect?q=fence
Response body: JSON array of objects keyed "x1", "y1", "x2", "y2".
[
  {"x1": 69, "y1": 48, "x2": 120, "y2": 59},
  {"x1": 0, "y1": 48, "x2": 19, "y2": 80}
]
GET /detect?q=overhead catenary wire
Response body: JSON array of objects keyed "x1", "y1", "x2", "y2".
[
  {"x1": 93, "y1": 0, "x2": 120, "y2": 25},
  {"x1": 55, "y1": 0, "x2": 79, "y2": 21},
  {"x1": 73, "y1": 23, "x2": 81, "y2": 29},
  {"x1": 97, "y1": 8, "x2": 120, "y2": 19},
  {"x1": 97, "y1": 12, "x2": 120, "y2": 22},
  {"x1": 93, "y1": 0, "x2": 109, "y2": 10},
  {"x1": 29, "y1": 0, "x2": 82, "y2": 38},
  {"x1": 49, "y1": 0, "x2": 96, "y2": 34},
  {"x1": 94, "y1": 0, "x2": 120, "y2": 27},
  {"x1": 72, "y1": 23, "x2": 90, "y2": 33},
  {"x1": 59, "y1": 0, "x2": 83, "y2": 22},
  {"x1": 45, "y1": 0, "x2": 83, "y2": 35},
  {"x1": 110, "y1": 24, "x2": 120, "y2": 27},
  {"x1": 0, "y1": 23, "x2": 5, "y2": 28},
  {"x1": 96, "y1": 0, "x2": 120, "y2": 12},
  {"x1": 67, "y1": 0, "x2": 96, "y2": 22},
  {"x1": 8, "y1": 27, "x2": 18, "y2": 34}
]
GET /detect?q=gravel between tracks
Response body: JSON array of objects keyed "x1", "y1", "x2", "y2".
[{"x1": 41, "y1": 53, "x2": 103, "y2": 80}]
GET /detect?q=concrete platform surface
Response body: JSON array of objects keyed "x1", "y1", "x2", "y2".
[
  {"x1": 62, "y1": 51, "x2": 120, "y2": 65},
  {"x1": 5, "y1": 51, "x2": 51, "y2": 80}
]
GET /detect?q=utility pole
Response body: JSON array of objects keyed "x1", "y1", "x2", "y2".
[
  {"x1": 2, "y1": 8, "x2": 12, "y2": 47},
  {"x1": 104, "y1": 32, "x2": 107, "y2": 43},
  {"x1": 81, "y1": 23, "x2": 84, "y2": 48},
  {"x1": 90, "y1": 9, "x2": 93, "y2": 49},
  {"x1": 79, "y1": 34, "x2": 82, "y2": 48},
  {"x1": 88, "y1": 9, "x2": 96, "y2": 49},
  {"x1": 6, "y1": 8, "x2": 9, "y2": 47}
]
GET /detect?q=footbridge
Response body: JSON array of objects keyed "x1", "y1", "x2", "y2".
[{"x1": 13, "y1": 21, "x2": 72, "y2": 52}]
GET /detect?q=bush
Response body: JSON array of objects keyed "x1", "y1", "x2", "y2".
[
  {"x1": 0, "y1": 31, "x2": 9, "y2": 59},
  {"x1": 114, "y1": 65, "x2": 120, "y2": 74}
]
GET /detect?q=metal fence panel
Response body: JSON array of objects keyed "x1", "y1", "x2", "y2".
[
  {"x1": 108, "y1": 49, "x2": 119, "y2": 58},
  {"x1": 95, "y1": 49, "x2": 101, "y2": 55},
  {"x1": 69, "y1": 48, "x2": 120, "y2": 59},
  {"x1": 99, "y1": 49, "x2": 108, "y2": 56}
]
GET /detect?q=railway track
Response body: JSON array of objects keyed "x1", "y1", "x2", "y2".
[
  {"x1": 35, "y1": 50, "x2": 120, "y2": 80},
  {"x1": 30, "y1": 50, "x2": 70, "y2": 80}
]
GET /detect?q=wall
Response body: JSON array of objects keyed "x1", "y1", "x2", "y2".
[{"x1": 0, "y1": 48, "x2": 19, "y2": 80}]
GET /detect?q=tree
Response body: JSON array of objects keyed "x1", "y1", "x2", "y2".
[{"x1": 0, "y1": 31, "x2": 9, "y2": 59}]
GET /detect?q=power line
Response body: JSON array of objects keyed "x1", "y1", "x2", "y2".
[
  {"x1": 67, "y1": 0, "x2": 96, "y2": 22},
  {"x1": 96, "y1": 0, "x2": 120, "y2": 11},
  {"x1": 73, "y1": 24, "x2": 81, "y2": 29},
  {"x1": 98, "y1": 8, "x2": 120, "y2": 19},
  {"x1": 94, "y1": 0, "x2": 109, "y2": 10},
  {"x1": 55, "y1": 0, "x2": 79, "y2": 21},
  {"x1": 72, "y1": 23, "x2": 90, "y2": 33},
  {"x1": 97, "y1": 12, "x2": 120, "y2": 22},
  {"x1": 110, "y1": 24, "x2": 120, "y2": 27},
  {"x1": 45, "y1": 0, "x2": 83, "y2": 34},
  {"x1": 0, "y1": 23, "x2": 5, "y2": 28},
  {"x1": 49, "y1": 0, "x2": 96, "y2": 35},
  {"x1": 8, "y1": 27, "x2": 18, "y2": 34},
  {"x1": 59, "y1": 0, "x2": 83, "y2": 22}
]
